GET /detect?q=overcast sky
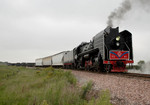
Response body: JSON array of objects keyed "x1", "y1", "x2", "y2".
[{"x1": 0, "y1": 0, "x2": 150, "y2": 64}]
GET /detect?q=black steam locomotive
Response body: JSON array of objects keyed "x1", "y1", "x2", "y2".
[{"x1": 64, "y1": 26, "x2": 133, "y2": 72}]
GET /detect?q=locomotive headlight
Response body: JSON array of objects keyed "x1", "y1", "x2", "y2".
[
  {"x1": 116, "y1": 36, "x2": 120, "y2": 41},
  {"x1": 116, "y1": 42, "x2": 120, "y2": 46}
]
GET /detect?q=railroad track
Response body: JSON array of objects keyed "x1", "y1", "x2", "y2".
[
  {"x1": 101, "y1": 72, "x2": 150, "y2": 81},
  {"x1": 123, "y1": 72, "x2": 150, "y2": 78},
  {"x1": 64, "y1": 69, "x2": 150, "y2": 80}
]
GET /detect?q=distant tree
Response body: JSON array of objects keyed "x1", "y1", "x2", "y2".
[
  {"x1": 138, "y1": 60, "x2": 145, "y2": 69},
  {"x1": 138, "y1": 60, "x2": 145, "y2": 66},
  {"x1": 0, "y1": 62, "x2": 8, "y2": 66}
]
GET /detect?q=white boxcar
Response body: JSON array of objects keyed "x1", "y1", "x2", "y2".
[
  {"x1": 43, "y1": 56, "x2": 52, "y2": 66},
  {"x1": 52, "y1": 51, "x2": 68, "y2": 66},
  {"x1": 35, "y1": 58, "x2": 43, "y2": 66}
]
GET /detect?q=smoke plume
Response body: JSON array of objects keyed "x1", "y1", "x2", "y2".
[{"x1": 107, "y1": 0, "x2": 150, "y2": 27}]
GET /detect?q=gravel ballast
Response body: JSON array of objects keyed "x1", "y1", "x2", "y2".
[{"x1": 68, "y1": 70, "x2": 150, "y2": 105}]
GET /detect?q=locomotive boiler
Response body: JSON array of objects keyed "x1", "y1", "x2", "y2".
[{"x1": 64, "y1": 26, "x2": 133, "y2": 72}]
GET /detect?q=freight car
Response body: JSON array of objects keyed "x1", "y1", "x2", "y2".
[
  {"x1": 43, "y1": 56, "x2": 52, "y2": 67},
  {"x1": 35, "y1": 51, "x2": 68, "y2": 67},
  {"x1": 36, "y1": 26, "x2": 134, "y2": 72},
  {"x1": 63, "y1": 50, "x2": 74, "y2": 69},
  {"x1": 51, "y1": 51, "x2": 68, "y2": 67},
  {"x1": 35, "y1": 58, "x2": 43, "y2": 67}
]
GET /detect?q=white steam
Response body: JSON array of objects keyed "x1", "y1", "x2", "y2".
[
  {"x1": 128, "y1": 61, "x2": 150, "y2": 74},
  {"x1": 140, "y1": 61, "x2": 150, "y2": 74}
]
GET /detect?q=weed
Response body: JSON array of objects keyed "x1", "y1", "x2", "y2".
[
  {"x1": 41, "y1": 100, "x2": 48, "y2": 105},
  {"x1": 36, "y1": 70, "x2": 41, "y2": 74},
  {"x1": 64, "y1": 71, "x2": 77, "y2": 85},
  {"x1": 81, "y1": 81, "x2": 93, "y2": 99},
  {"x1": 88, "y1": 90, "x2": 112, "y2": 105},
  {"x1": 44, "y1": 66, "x2": 54, "y2": 72}
]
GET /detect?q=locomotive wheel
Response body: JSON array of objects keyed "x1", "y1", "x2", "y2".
[
  {"x1": 104, "y1": 65, "x2": 111, "y2": 73},
  {"x1": 87, "y1": 65, "x2": 90, "y2": 71},
  {"x1": 95, "y1": 66, "x2": 99, "y2": 72},
  {"x1": 97, "y1": 67, "x2": 101, "y2": 73},
  {"x1": 77, "y1": 63, "x2": 81, "y2": 70},
  {"x1": 85, "y1": 66, "x2": 87, "y2": 71}
]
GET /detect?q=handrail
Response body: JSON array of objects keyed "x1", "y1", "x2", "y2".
[{"x1": 105, "y1": 44, "x2": 109, "y2": 60}]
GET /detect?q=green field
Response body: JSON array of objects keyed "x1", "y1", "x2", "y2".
[{"x1": 0, "y1": 65, "x2": 111, "y2": 105}]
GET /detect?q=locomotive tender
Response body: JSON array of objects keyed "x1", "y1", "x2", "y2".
[{"x1": 36, "y1": 26, "x2": 134, "y2": 72}]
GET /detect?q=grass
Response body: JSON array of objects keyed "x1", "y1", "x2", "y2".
[{"x1": 0, "y1": 65, "x2": 112, "y2": 105}]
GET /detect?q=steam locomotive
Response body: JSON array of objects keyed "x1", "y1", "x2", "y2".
[
  {"x1": 36, "y1": 26, "x2": 134, "y2": 72},
  {"x1": 63, "y1": 26, "x2": 133, "y2": 72}
]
